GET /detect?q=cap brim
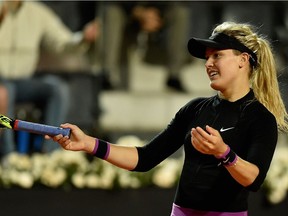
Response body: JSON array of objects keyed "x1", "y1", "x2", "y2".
[
  {"x1": 187, "y1": 38, "x2": 230, "y2": 59},
  {"x1": 188, "y1": 33, "x2": 258, "y2": 68}
]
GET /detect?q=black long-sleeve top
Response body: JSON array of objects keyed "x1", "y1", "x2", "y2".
[{"x1": 133, "y1": 89, "x2": 278, "y2": 212}]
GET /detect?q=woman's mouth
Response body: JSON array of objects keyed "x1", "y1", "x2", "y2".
[{"x1": 208, "y1": 71, "x2": 219, "y2": 78}]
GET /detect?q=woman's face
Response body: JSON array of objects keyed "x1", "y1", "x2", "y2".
[{"x1": 205, "y1": 48, "x2": 244, "y2": 92}]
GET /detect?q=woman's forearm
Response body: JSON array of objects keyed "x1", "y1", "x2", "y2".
[
  {"x1": 225, "y1": 156, "x2": 259, "y2": 187},
  {"x1": 106, "y1": 145, "x2": 139, "y2": 170}
]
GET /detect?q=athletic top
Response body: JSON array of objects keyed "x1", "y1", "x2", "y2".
[{"x1": 133, "y1": 89, "x2": 278, "y2": 212}]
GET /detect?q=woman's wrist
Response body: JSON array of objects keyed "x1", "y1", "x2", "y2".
[
  {"x1": 215, "y1": 145, "x2": 238, "y2": 167},
  {"x1": 215, "y1": 145, "x2": 230, "y2": 159},
  {"x1": 83, "y1": 135, "x2": 97, "y2": 154},
  {"x1": 91, "y1": 138, "x2": 111, "y2": 160}
]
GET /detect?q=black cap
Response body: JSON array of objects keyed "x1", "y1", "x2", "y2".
[{"x1": 188, "y1": 32, "x2": 257, "y2": 68}]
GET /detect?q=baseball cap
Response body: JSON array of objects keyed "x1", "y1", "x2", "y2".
[{"x1": 187, "y1": 32, "x2": 257, "y2": 68}]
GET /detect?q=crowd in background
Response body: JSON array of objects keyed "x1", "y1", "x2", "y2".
[{"x1": 1, "y1": 1, "x2": 288, "y2": 156}]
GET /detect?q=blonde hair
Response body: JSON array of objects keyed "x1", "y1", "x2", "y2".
[{"x1": 212, "y1": 21, "x2": 288, "y2": 132}]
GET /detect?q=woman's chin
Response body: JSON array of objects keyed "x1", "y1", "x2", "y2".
[{"x1": 210, "y1": 82, "x2": 221, "y2": 91}]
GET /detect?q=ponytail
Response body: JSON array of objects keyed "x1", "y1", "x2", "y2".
[{"x1": 250, "y1": 38, "x2": 288, "y2": 132}]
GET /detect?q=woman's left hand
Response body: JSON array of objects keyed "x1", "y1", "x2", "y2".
[{"x1": 191, "y1": 125, "x2": 228, "y2": 157}]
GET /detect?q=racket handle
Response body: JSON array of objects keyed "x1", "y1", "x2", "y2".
[{"x1": 14, "y1": 120, "x2": 71, "y2": 137}]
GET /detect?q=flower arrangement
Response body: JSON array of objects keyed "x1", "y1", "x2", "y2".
[
  {"x1": 0, "y1": 136, "x2": 182, "y2": 190},
  {"x1": 263, "y1": 138, "x2": 288, "y2": 204},
  {"x1": 0, "y1": 134, "x2": 287, "y2": 206}
]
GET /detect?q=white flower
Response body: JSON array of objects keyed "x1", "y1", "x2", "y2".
[
  {"x1": 118, "y1": 171, "x2": 141, "y2": 189},
  {"x1": 152, "y1": 158, "x2": 181, "y2": 188},
  {"x1": 40, "y1": 166, "x2": 67, "y2": 188},
  {"x1": 265, "y1": 143, "x2": 288, "y2": 204},
  {"x1": 268, "y1": 186, "x2": 287, "y2": 204},
  {"x1": 31, "y1": 153, "x2": 49, "y2": 179},
  {"x1": 72, "y1": 172, "x2": 86, "y2": 188},
  {"x1": 3, "y1": 152, "x2": 32, "y2": 171},
  {"x1": 85, "y1": 173, "x2": 101, "y2": 188},
  {"x1": 5, "y1": 170, "x2": 20, "y2": 185},
  {"x1": 16, "y1": 171, "x2": 34, "y2": 188},
  {"x1": 117, "y1": 169, "x2": 136, "y2": 188},
  {"x1": 98, "y1": 164, "x2": 117, "y2": 189}
]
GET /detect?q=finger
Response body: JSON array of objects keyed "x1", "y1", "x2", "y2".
[
  {"x1": 60, "y1": 123, "x2": 72, "y2": 128},
  {"x1": 195, "y1": 126, "x2": 212, "y2": 141},
  {"x1": 191, "y1": 128, "x2": 211, "y2": 147},
  {"x1": 192, "y1": 127, "x2": 217, "y2": 153},
  {"x1": 57, "y1": 137, "x2": 71, "y2": 149},
  {"x1": 205, "y1": 125, "x2": 220, "y2": 137},
  {"x1": 44, "y1": 135, "x2": 51, "y2": 140},
  {"x1": 60, "y1": 123, "x2": 76, "y2": 131},
  {"x1": 62, "y1": 139, "x2": 72, "y2": 150},
  {"x1": 191, "y1": 136, "x2": 209, "y2": 154},
  {"x1": 191, "y1": 128, "x2": 205, "y2": 142},
  {"x1": 53, "y1": 134, "x2": 64, "y2": 142}
]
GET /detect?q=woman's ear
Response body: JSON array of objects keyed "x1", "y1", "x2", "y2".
[{"x1": 239, "y1": 53, "x2": 250, "y2": 68}]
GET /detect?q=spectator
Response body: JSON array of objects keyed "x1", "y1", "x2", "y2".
[
  {"x1": 100, "y1": 2, "x2": 190, "y2": 92},
  {"x1": 0, "y1": 0, "x2": 99, "y2": 156}
]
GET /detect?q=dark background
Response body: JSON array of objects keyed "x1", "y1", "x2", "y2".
[{"x1": 0, "y1": 187, "x2": 287, "y2": 216}]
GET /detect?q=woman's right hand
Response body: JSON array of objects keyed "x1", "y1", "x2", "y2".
[{"x1": 45, "y1": 123, "x2": 96, "y2": 154}]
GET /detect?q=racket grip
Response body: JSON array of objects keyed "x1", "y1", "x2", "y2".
[{"x1": 14, "y1": 120, "x2": 71, "y2": 137}]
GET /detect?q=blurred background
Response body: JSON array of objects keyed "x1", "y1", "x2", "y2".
[
  {"x1": 0, "y1": 1, "x2": 288, "y2": 215},
  {"x1": 35, "y1": 1, "x2": 288, "y2": 142}
]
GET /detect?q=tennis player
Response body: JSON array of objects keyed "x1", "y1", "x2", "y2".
[{"x1": 48, "y1": 21, "x2": 288, "y2": 216}]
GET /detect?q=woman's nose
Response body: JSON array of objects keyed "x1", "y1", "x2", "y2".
[{"x1": 205, "y1": 58, "x2": 213, "y2": 68}]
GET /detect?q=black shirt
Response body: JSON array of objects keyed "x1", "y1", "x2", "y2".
[{"x1": 133, "y1": 90, "x2": 278, "y2": 212}]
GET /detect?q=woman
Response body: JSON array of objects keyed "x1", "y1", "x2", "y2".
[{"x1": 48, "y1": 22, "x2": 288, "y2": 215}]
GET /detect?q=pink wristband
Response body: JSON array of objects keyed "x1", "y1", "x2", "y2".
[
  {"x1": 216, "y1": 146, "x2": 237, "y2": 167},
  {"x1": 92, "y1": 138, "x2": 99, "y2": 155},
  {"x1": 216, "y1": 146, "x2": 231, "y2": 159},
  {"x1": 91, "y1": 138, "x2": 110, "y2": 160}
]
